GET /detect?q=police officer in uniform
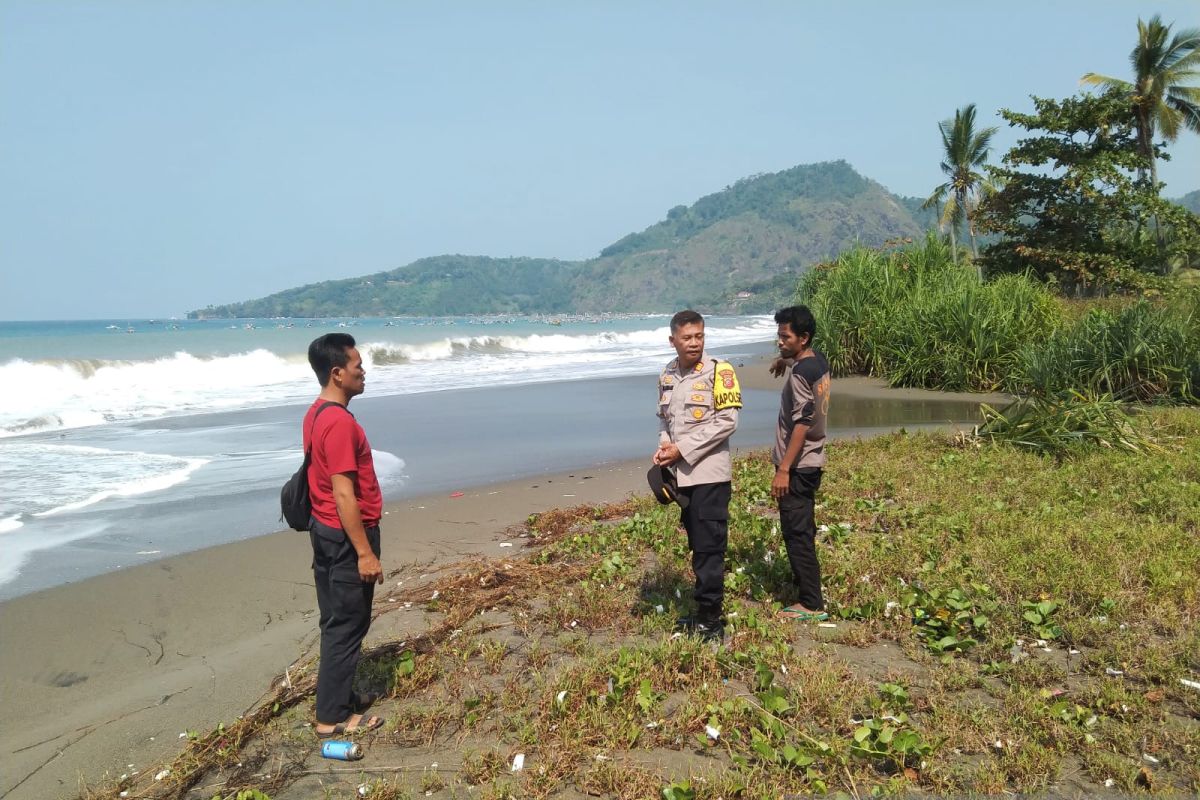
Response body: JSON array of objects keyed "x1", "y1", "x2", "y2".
[{"x1": 654, "y1": 309, "x2": 742, "y2": 642}]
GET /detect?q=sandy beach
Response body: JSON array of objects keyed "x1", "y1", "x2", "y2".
[
  {"x1": 0, "y1": 362, "x2": 1007, "y2": 800},
  {"x1": 0, "y1": 459, "x2": 656, "y2": 799}
]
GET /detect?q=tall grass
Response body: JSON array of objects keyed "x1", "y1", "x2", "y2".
[
  {"x1": 798, "y1": 235, "x2": 1200, "y2": 404},
  {"x1": 1012, "y1": 295, "x2": 1200, "y2": 402},
  {"x1": 800, "y1": 234, "x2": 1062, "y2": 392}
]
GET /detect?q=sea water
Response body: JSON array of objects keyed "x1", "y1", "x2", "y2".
[
  {"x1": 0, "y1": 314, "x2": 778, "y2": 597},
  {"x1": 0, "y1": 315, "x2": 777, "y2": 435}
]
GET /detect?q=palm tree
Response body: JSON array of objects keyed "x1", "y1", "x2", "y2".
[
  {"x1": 1081, "y1": 15, "x2": 1200, "y2": 188},
  {"x1": 922, "y1": 103, "x2": 998, "y2": 273}
]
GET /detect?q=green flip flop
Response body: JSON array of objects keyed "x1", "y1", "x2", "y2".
[{"x1": 778, "y1": 605, "x2": 829, "y2": 622}]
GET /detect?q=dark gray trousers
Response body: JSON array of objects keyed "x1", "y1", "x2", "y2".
[{"x1": 310, "y1": 519, "x2": 380, "y2": 724}]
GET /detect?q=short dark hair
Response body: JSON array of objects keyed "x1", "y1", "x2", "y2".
[
  {"x1": 670, "y1": 309, "x2": 704, "y2": 332},
  {"x1": 774, "y1": 305, "x2": 816, "y2": 344},
  {"x1": 308, "y1": 333, "x2": 357, "y2": 387}
]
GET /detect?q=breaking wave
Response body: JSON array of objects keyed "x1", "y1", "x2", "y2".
[{"x1": 1, "y1": 316, "x2": 776, "y2": 436}]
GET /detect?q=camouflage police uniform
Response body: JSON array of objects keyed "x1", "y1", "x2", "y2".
[{"x1": 657, "y1": 352, "x2": 742, "y2": 628}]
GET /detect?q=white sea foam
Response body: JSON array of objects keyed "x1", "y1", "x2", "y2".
[
  {"x1": 33, "y1": 459, "x2": 209, "y2": 517},
  {"x1": 0, "y1": 443, "x2": 210, "y2": 519},
  {"x1": 0, "y1": 520, "x2": 112, "y2": 589},
  {"x1": 371, "y1": 450, "x2": 407, "y2": 485},
  {"x1": 0, "y1": 515, "x2": 23, "y2": 534}
]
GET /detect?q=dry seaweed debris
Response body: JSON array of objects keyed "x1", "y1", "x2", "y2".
[
  {"x1": 521, "y1": 499, "x2": 640, "y2": 546},
  {"x1": 78, "y1": 552, "x2": 594, "y2": 800}
]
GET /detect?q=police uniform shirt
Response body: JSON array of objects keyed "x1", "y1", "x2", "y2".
[{"x1": 657, "y1": 352, "x2": 742, "y2": 487}]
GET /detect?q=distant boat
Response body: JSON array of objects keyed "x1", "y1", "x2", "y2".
[
  {"x1": 125, "y1": 327, "x2": 135, "y2": 334},
  {"x1": 105, "y1": 324, "x2": 120, "y2": 330}
]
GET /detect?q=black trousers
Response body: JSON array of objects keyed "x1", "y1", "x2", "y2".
[
  {"x1": 778, "y1": 468, "x2": 824, "y2": 611},
  {"x1": 678, "y1": 481, "x2": 731, "y2": 623},
  {"x1": 310, "y1": 519, "x2": 380, "y2": 724}
]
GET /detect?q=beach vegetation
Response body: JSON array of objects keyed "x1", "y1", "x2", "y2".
[
  {"x1": 921, "y1": 103, "x2": 999, "y2": 268},
  {"x1": 975, "y1": 392, "x2": 1158, "y2": 456},
  {"x1": 81, "y1": 408, "x2": 1200, "y2": 799},
  {"x1": 1013, "y1": 293, "x2": 1200, "y2": 402},
  {"x1": 977, "y1": 89, "x2": 1200, "y2": 291},
  {"x1": 798, "y1": 234, "x2": 1200, "y2": 416},
  {"x1": 1081, "y1": 14, "x2": 1200, "y2": 189}
]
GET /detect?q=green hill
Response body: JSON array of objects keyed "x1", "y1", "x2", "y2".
[
  {"x1": 190, "y1": 161, "x2": 930, "y2": 318},
  {"x1": 1174, "y1": 189, "x2": 1200, "y2": 215},
  {"x1": 193, "y1": 256, "x2": 583, "y2": 319}
]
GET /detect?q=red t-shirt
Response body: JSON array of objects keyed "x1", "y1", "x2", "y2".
[{"x1": 303, "y1": 400, "x2": 383, "y2": 529}]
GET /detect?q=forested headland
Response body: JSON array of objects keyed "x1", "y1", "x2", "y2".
[{"x1": 188, "y1": 161, "x2": 935, "y2": 318}]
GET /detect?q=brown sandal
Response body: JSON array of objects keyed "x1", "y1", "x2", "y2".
[{"x1": 315, "y1": 713, "x2": 384, "y2": 738}]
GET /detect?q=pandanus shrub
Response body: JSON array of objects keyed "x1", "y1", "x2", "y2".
[
  {"x1": 801, "y1": 236, "x2": 1199, "y2": 405},
  {"x1": 1011, "y1": 294, "x2": 1200, "y2": 402}
]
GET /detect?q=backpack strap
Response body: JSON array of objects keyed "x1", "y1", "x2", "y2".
[{"x1": 305, "y1": 401, "x2": 346, "y2": 456}]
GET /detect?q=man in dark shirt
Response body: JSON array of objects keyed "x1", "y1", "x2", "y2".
[
  {"x1": 770, "y1": 306, "x2": 831, "y2": 622},
  {"x1": 304, "y1": 333, "x2": 385, "y2": 736}
]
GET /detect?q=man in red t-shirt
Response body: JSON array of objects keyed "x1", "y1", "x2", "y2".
[{"x1": 304, "y1": 333, "x2": 385, "y2": 736}]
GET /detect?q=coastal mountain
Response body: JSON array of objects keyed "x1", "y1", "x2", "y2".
[
  {"x1": 190, "y1": 161, "x2": 931, "y2": 317},
  {"x1": 1175, "y1": 190, "x2": 1200, "y2": 215}
]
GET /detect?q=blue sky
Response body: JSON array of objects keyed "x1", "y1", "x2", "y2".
[{"x1": 1, "y1": 2, "x2": 1198, "y2": 320}]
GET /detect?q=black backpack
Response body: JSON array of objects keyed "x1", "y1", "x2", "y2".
[{"x1": 280, "y1": 401, "x2": 343, "y2": 531}]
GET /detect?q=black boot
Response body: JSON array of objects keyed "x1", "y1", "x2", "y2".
[
  {"x1": 677, "y1": 610, "x2": 724, "y2": 643},
  {"x1": 693, "y1": 618, "x2": 725, "y2": 643}
]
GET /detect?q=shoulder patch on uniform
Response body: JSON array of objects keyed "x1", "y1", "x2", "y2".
[{"x1": 713, "y1": 361, "x2": 743, "y2": 410}]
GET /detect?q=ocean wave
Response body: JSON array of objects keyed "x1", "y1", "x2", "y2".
[
  {"x1": 366, "y1": 337, "x2": 512, "y2": 365},
  {"x1": 0, "y1": 515, "x2": 22, "y2": 534},
  {"x1": 361, "y1": 318, "x2": 773, "y2": 366},
  {"x1": 1, "y1": 316, "x2": 776, "y2": 436},
  {"x1": 0, "y1": 349, "x2": 313, "y2": 437}
]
